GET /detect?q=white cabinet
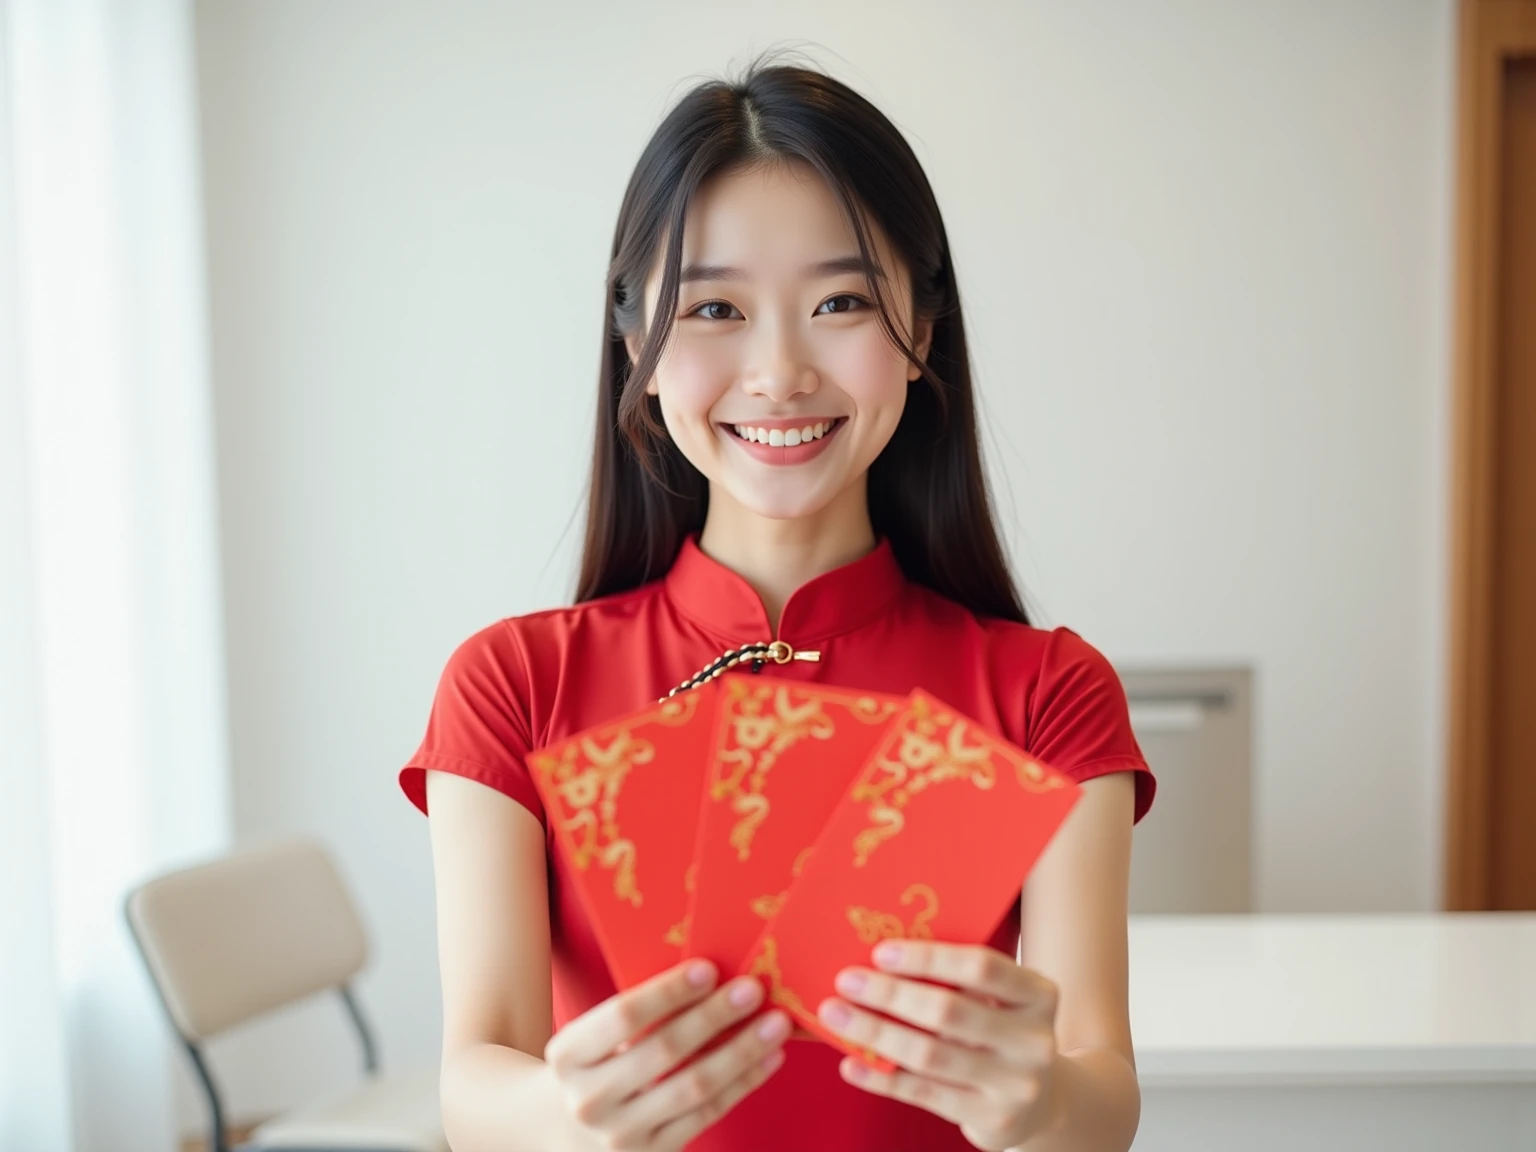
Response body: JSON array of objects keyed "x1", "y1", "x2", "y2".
[{"x1": 1129, "y1": 914, "x2": 1536, "y2": 1150}]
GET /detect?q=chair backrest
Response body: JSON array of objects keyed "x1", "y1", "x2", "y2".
[{"x1": 125, "y1": 839, "x2": 368, "y2": 1042}]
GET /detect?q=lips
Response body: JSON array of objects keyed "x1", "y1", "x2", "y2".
[
  {"x1": 730, "y1": 420, "x2": 835, "y2": 448},
  {"x1": 721, "y1": 417, "x2": 846, "y2": 466}
]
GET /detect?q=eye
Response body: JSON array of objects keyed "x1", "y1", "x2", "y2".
[
  {"x1": 817, "y1": 294, "x2": 869, "y2": 315},
  {"x1": 684, "y1": 300, "x2": 742, "y2": 321}
]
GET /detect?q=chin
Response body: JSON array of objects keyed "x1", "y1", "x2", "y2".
[{"x1": 720, "y1": 485, "x2": 838, "y2": 524}]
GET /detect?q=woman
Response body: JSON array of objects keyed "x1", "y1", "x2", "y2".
[{"x1": 400, "y1": 55, "x2": 1156, "y2": 1152}]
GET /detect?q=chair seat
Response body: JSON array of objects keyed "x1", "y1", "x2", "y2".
[{"x1": 244, "y1": 1068, "x2": 448, "y2": 1151}]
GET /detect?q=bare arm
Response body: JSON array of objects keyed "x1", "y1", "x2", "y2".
[
  {"x1": 425, "y1": 769, "x2": 789, "y2": 1152},
  {"x1": 1012, "y1": 771, "x2": 1141, "y2": 1152},
  {"x1": 426, "y1": 769, "x2": 585, "y2": 1152}
]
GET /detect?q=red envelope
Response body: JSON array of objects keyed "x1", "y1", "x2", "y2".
[
  {"x1": 738, "y1": 690, "x2": 1082, "y2": 1067},
  {"x1": 683, "y1": 673, "x2": 905, "y2": 986},
  {"x1": 527, "y1": 679, "x2": 722, "y2": 990}
]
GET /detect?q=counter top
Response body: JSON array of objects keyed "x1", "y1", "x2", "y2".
[{"x1": 1127, "y1": 913, "x2": 1536, "y2": 1086}]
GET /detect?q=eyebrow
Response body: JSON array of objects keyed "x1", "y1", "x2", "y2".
[{"x1": 678, "y1": 255, "x2": 885, "y2": 285}]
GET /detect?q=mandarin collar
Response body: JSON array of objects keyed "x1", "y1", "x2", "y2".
[{"x1": 663, "y1": 534, "x2": 907, "y2": 644}]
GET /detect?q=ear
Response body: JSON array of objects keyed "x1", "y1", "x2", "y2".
[
  {"x1": 908, "y1": 317, "x2": 934, "y2": 381},
  {"x1": 624, "y1": 332, "x2": 662, "y2": 396}
]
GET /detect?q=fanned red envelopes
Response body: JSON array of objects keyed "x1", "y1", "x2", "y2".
[
  {"x1": 684, "y1": 675, "x2": 905, "y2": 975},
  {"x1": 737, "y1": 689, "x2": 1081, "y2": 1066},
  {"x1": 528, "y1": 679, "x2": 722, "y2": 990}
]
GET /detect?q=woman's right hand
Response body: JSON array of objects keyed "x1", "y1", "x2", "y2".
[{"x1": 543, "y1": 959, "x2": 791, "y2": 1150}]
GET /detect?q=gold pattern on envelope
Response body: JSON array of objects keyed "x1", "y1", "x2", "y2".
[
  {"x1": 748, "y1": 936, "x2": 810, "y2": 1020},
  {"x1": 749, "y1": 846, "x2": 816, "y2": 921},
  {"x1": 528, "y1": 693, "x2": 701, "y2": 908},
  {"x1": 711, "y1": 682, "x2": 896, "y2": 861},
  {"x1": 751, "y1": 939, "x2": 882, "y2": 1063},
  {"x1": 664, "y1": 860, "x2": 699, "y2": 947},
  {"x1": 847, "y1": 883, "x2": 940, "y2": 943},
  {"x1": 848, "y1": 696, "x2": 1065, "y2": 867}
]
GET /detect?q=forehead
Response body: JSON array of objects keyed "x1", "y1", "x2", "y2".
[
  {"x1": 651, "y1": 160, "x2": 900, "y2": 285},
  {"x1": 686, "y1": 162, "x2": 851, "y2": 252}
]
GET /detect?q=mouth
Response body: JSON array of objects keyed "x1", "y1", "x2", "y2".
[
  {"x1": 726, "y1": 418, "x2": 845, "y2": 447},
  {"x1": 720, "y1": 417, "x2": 847, "y2": 466}
]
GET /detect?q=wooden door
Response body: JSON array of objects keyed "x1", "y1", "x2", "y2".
[{"x1": 1446, "y1": 0, "x2": 1536, "y2": 910}]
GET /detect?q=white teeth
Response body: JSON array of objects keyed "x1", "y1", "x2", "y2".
[{"x1": 733, "y1": 421, "x2": 834, "y2": 446}]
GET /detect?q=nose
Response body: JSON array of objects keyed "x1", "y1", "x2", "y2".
[{"x1": 743, "y1": 321, "x2": 819, "y2": 403}]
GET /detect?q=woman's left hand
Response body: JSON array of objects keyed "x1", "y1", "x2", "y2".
[{"x1": 817, "y1": 940, "x2": 1064, "y2": 1152}]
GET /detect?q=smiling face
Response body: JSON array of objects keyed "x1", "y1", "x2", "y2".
[{"x1": 625, "y1": 160, "x2": 932, "y2": 526}]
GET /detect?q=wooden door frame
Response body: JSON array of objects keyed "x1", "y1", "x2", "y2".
[{"x1": 1445, "y1": 0, "x2": 1536, "y2": 910}]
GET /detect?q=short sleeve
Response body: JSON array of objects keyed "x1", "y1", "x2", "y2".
[
  {"x1": 1025, "y1": 628, "x2": 1157, "y2": 824},
  {"x1": 398, "y1": 620, "x2": 547, "y2": 827}
]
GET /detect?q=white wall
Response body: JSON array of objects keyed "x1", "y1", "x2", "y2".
[{"x1": 191, "y1": 0, "x2": 1455, "y2": 1123}]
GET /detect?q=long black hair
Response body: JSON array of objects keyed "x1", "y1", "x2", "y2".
[{"x1": 577, "y1": 51, "x2": 1028, "y2": 626}]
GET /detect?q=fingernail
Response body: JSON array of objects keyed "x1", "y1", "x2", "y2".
[
  {"x1": 819, "y1": 1000, "x2": 852, "y2": 1029},
  {"x1": 761, "y1": 1048, "x2": 786, "y2": 1073},
  {"x1": 687, "y1": 961, "x2": 715, "y2": 987},
  {"x1": 758, "y1": 1011, "x2": 790, "y2": 1041},
  {"x1": 729, "y1": 979, "x2": 762, "y2": 1008},
  {"x1": 835, "y1": 970, "x2": 867, "y2": 996},
  {"x1": 874, "y1": 942, "x2": 903, "y2": 967}
]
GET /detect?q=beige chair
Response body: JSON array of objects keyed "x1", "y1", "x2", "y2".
[{"x1": 124, "y1": 839, "x2": 448, "y2": 1152}]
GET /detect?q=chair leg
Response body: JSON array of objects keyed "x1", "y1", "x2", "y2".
[
  {"x1": 338, "y1": 984, "x2": 380, "y2": 1075},
  {"x1": 181, "y1": 1039, "x2": 230, "y2": 1152},
  {"x1": 123, "y1": 898, "x2": 233, "y2": 1152}
]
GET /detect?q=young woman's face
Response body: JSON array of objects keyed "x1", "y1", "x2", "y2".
[{"x1": 627, "y1": 161, "x2": 932, "y2": 523}]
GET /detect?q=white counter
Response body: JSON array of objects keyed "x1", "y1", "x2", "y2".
[{"x1": 1125, "y1": 914, "x2": 1536, "y2": 1151}]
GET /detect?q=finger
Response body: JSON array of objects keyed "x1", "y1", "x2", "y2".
[
  {"x1": 833, "y1": 968, "x2": 1039, "y2": 1056},
  {"x1": 838, "y1": 1055, "x2": 990, "y2": 1129},
  {"x1": 817, "y1": 997, "x2": 999, "y2": 1087},
  {"x1": 593, "y1": 977, "x2": 768, "y2": 1107},
  {"x1": 544, "y1": 960, "x2": 717, "y2": 1072},
  {"x1": 620, "y1": 1006, "x2": 792, "y2": 1134},
  {"x1": 872, "y1": 941, "x2": 1051, "y2": 1012},
  {"x1": 649, "y1": 1044, "x2": 788, "y2": 1150}
]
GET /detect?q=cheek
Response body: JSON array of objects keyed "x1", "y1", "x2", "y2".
[
  {"x1": 831, "y1": 329, "x2": 910, "y2": 414},
  {"x1": 654, "y1": 346, "x2": 731, "y2": 428}
]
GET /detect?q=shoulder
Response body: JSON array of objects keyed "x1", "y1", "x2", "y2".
[
  {"x1": 968, "y1": 615, "x2": 1154, "y2": 819},
  {"x1": 902, "y1": 584, "x2": 1119, "y2": 690},
  {"x1": 434, "y1": 580, "x2": 673, "y2": 741},
  {"x1": 973, "y1": 616, "x2": 1132, "y2": 730},
  {"x1": 447, "y1": 581, "x2": 666, "y2": 671},
  {"x1": 976, "y1": 617, "x2": 1121, "y2": 690}
]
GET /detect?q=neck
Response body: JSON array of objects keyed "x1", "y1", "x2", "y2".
[{"x1": 697, "y1": 480, "x2": 876, "y2": 633}]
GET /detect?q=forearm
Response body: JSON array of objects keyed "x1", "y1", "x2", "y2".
[
  {"x1": 440, "y1": 1042, "x2": 594, "y2": 1152},
  {"x1": 1009, "y1": 1047, "x2": 1140, "y2": 1152}
]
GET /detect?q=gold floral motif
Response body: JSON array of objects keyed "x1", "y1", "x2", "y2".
[
  {"x1": 529, "y1": 693, "x2": 702, "y2": 907},
  {"x1": 750, "y1": 938, "x2": 881, "y2": 1063},
  {"x1": 847, "y1": 883, "x2": 940, "y2": 943},
  {"x1": 849, "y1": 696, "x2": 1062, "y2": 867},
  {"x1": 749, "y1": 891, "x2": 785, "y2": 921},
  {"x1": 749, "y1": 845, "x2": 817, "y2": 921},
  {"x1": 1014, "y1": 756, "x2": 1062, "y2": 792},
  {"x1": 664, "y1": 861, "x2": 699, "y2": 947},
  {"x1": 747, "y1": 936, "x2": 809, "y2": 1021},
  {"x1": 710, "y1": 682, "x2": 897, "y2": 861}
]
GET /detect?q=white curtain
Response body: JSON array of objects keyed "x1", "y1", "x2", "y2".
[{"x1": 0, "y1": 1, "x2": 232, "y2": 1149}]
